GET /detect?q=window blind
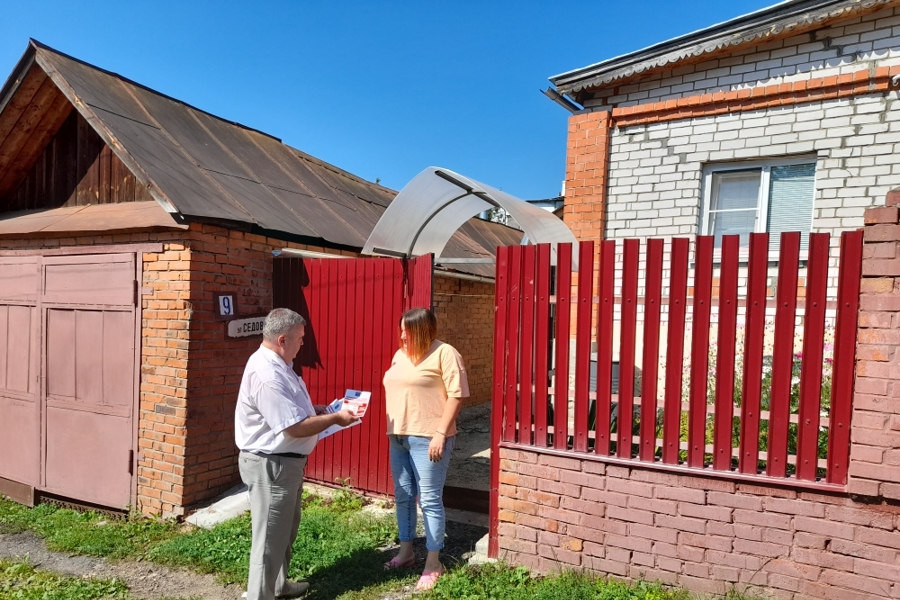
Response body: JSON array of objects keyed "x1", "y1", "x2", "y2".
[{"x1": 767, "y1": 163, "x2": 815, "y2": 254}]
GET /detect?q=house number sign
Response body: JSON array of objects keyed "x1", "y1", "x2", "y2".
[
  {"x1": 213, "y1": 292, "x2": 237, "y2": 321},
  {"x1": 227, "y1": 316, "x2": 267, "y2": 338}
]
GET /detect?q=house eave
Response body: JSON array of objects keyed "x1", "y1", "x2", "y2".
[{"x1": 550, "y1": 0, "x2": 898, "y2": 96}]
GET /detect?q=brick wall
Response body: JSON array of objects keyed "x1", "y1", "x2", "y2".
[
  {"x1": 564, "y1": 6, "x2": 900, "y2": 246},
  {"x1": 433, "y1": 273, "x2": 494, "y2": 407},
  {"x1": 498, "y1": 448, "x2": 900, "y2": 599},
  {"x1": 147, "y1": 224, "x2": 350, "y2": 516},
  {"x1": 0, "y1": 225, "x2": 347, "y2": 517},
  {"x1": 848, "y1": 189, "x2": 900, "y2": 500}
]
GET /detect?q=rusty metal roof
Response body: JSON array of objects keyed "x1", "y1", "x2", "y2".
[
  {"x1": 0, "y1": 201, "x2": 186, "y2": 236},
  {"x1": 0, "y1": 40, "x2": 521, "y2": 261}
]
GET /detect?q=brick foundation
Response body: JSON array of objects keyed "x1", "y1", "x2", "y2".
[{"x1": 497, "y1": 448, "x2": 900, "y2": 599}]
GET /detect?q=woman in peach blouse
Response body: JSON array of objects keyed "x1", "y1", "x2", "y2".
[{"x1": 382, "y1": 308, "x2": 469, "y2": 591}]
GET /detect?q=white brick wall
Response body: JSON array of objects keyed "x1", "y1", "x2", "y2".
[{"x1": 598, "y1": 6, "x2": 900, "y2": 244}]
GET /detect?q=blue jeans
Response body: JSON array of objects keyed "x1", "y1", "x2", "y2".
[{"x1": 389, "y1": 434, "x2": 455, "y2": 552}]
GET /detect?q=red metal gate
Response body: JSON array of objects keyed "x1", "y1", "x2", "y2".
[
  {"x1": 0, "y1": 252, "x2": 139, "y2": 509},
  {"x1": 273, "y1": 254, "x2": 433, "y2": 496}
]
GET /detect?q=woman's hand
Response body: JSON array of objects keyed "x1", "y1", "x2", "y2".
[{"x1": 428, "y1": 433, "x2": 446, "y2": 462}]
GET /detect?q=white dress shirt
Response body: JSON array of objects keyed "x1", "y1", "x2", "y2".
[{"x1": 235, "y1": 345, "x2": 318, "y2": 456}]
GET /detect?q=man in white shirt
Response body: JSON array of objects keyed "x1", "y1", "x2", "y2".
[{"x1": 236, "y1": 308, "x2": 358, "y2": 600}]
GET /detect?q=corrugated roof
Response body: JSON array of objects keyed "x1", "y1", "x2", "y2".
[
  {"x1": 550, "y1": 0, "x2": 896, "y2": 96},
  {"x1": 0, "y1": 201, "x2": 186, "y2": 236},
  {"x1": 2, "y1": 40, "x2": 521, "y2": 261}
]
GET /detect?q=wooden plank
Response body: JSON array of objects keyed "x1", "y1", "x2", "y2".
[
  {"x1": 76, "y1": 110, "x2": 101, "y2": 205},
  {"x1": 99, "y1": 142, "x2": 112, "y2": 204},
  {"x1": 796, "y1": 233, "x2": 829, "y2": 481},
  {"x1": 662, "y1": 238, "x2": 689, "y2": 464},
  {"x1": 618, "y1": 239, "x2": 639, "y2": 459},
  {"x1": 573, "y1": 241, "x2": 594, "y2": 452},
  {"x1": 713, "y1": 235, "x2": 740, "y2": 471},
  {"x1": 0, "y1": 89, "x2": 72, "y2": 202},
  {"x1": 640, "y1": 238, "x2": 663, "y2": 462},
  {"x1": 767, "y1": 232, "x2": 801, "y2": 478},
  {"x1": 0, "y1": 66, "x2": 48, "y2": 151},
  {"x1": 553, "y1": 243, "x2": 572, "y2": 450},
  {"x1": 594, "y1": 240, "x2": 616, "y2": 456},
  {"x1": 518, "y1": 245, "x2": 536, "y2": 445},
  {"x1": 688, "y1": 236, "x2": 714, "y2": 468},
  {"x1": 739, "y1": 233, "x2": 768, "y2": 474},
  {"x1": 533, "y1": 244, "x2": 551, "y2": 448},
  {"x1": 827, "y1": 231, "x2": 863, "y2": 485}
]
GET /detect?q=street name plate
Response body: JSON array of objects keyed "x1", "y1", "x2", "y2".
[{"x1": 227, "y1": 316, "x2": 266, "y2": 338}]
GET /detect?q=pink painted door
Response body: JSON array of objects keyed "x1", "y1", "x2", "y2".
[
  {"x1": 41, "y1": 254, "x2": 137, "y2": 508},
  {"x1": 0, "y1": 257, "x2": 40, "y2": 488}
]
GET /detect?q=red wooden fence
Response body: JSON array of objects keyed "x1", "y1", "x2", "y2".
[{"x1": 490, "y1": 232, "x2": 863, "y2": 493}]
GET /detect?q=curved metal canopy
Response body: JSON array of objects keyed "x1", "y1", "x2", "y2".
[{"x1": 362, "y1": 167, "x2": 577, "y2": 261}]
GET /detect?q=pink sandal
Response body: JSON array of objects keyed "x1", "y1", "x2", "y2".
[
  {"x1": 415, "y1": 570, "x2": 443, "y2": 592},
  {"x1": 384, "y1": 556, "x2": 415, "y2": 570}
]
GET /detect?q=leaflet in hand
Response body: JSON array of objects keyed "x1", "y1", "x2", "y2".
[{"x1": 318, "y1": 389, "x2": 371, "y2": 440}]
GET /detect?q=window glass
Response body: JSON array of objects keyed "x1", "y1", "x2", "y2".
[
  {"x1": 709, "y1": 169, "x2": 760, "y2": 248},
  {"x1": 767, "y1": 163, "x2": 815, "y2": 253}
]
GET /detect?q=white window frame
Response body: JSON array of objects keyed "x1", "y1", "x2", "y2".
[{"x1": 700, "y1": 156, "x2": 818, "y2": 259}]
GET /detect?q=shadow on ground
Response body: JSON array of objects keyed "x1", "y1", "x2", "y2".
[{"x1": 306, "y1": 520, "x2": 488, "y2": 599}]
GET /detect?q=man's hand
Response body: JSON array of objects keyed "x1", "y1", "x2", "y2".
[
  {"x1": 333, "y1": 408, "x2": 359, "y2": 427},
  {"x1": 314, "y1": 405, "x2": 328, "y2": 415}
]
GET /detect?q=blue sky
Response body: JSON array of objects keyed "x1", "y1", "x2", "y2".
[{"x1": 1, "y1": 0, "x2": 773, "y2": 200}]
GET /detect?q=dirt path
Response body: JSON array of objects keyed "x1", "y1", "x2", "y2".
[{"x1": 0, "y1": 531, "x2": 244, "y2": 600}]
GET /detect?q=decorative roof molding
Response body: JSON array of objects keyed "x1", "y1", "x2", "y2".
[{"x1": 551, "y1": 0, "x2": 898, "y2": 96}]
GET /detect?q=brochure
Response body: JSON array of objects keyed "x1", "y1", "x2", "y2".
[{"x1": 318, "y1": 389, "x2": 371, "y2": 440}]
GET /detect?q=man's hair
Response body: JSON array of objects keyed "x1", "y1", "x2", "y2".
[
  {"x1": 401, "y1": 308, "x2": 437, "y2": 362},
  {"x1": 263, "y1": 308, "x2": 306, "y2": 342}
]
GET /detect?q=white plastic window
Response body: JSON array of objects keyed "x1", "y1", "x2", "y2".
[{"x1": 701, "y1": 158, "x2": 816, "y2": 255}]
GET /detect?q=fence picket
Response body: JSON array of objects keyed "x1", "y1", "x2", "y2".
[
  {"x1": 594, "y1": 240, "x2": 616, "y2": 456},
  {"x1": 489, "y1": 246, "x2": 510, "y2": 559},
  {"x1": 534, "y1": 244, "x2": 552, "y2": 448},
  {"x1": 640, "y1": 239, "x2": 663, "y2": 461},
  {"x1": 739, "y1": 233, "x2": 769, "y2": 474},
  {"x1": 689, "y1": 236, "x2": 714, "y2": 468},
  {"x1": 553, "y1": 244, "x2": 573, "y2": 450},
  {"x1": 796, "y1": 233, "x2": 830, "y2": 481},
  {"x1": 505, "y1": 247, "x2": 522, "y2": 443},
  {"x1": 827, "y1": 230, "x2": 863, "y2": 484},
  {"x1": 574, "y1": 242, "x2": 595, "y2": 452},
  {"x1": 618, "y1": 239, "x2": 640, "y2": 458},
  {"x1": 713, "y1": 235, "x2": 740, "y2": 471},
  {"x1": 768, "y1": 232, "x2": 801, "y2": 478},
  {"x1": 519, "y1": 246, "x2": 536, "y2": 445},
  {"x1": 663, "y1": 239, "x2": 689, "y2": 464}
]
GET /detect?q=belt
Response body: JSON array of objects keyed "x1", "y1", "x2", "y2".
[{"x1": 246, "y1": 450, "x2": 308, "y2": 459}]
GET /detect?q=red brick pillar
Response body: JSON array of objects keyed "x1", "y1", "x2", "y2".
[
  {"x1": 563, "y1": 110, "x2": 612, "y2": 241},
  {"x1": 849, "y1": 189, "x2": 900, "y2": 499}
]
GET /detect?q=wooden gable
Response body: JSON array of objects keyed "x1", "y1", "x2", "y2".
[{"x1": 0, "y1": 63, "x2": 150, "y2": 214}]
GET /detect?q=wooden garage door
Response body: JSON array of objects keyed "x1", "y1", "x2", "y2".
[
  {"x1": 0, "y1": 257, "x2": 39, "y2": 489},
  {"x1": 0, "y1": 253, "x2": 138, "y2": 508},
  {"x1": 41, "y1": 254, "x2": 137, "y2": 508}
]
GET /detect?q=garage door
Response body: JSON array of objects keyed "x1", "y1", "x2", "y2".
[{"x1": 0, "y1": 253, "x2": 138, "y2": 509}]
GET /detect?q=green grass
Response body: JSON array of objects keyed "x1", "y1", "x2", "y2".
[
  {"x1": 0, "y1": 498, "x2": 180, "y2": 559},
  {"x1": 430, "y1": 564, "x2": 690, "y2": 600},
  {"x1": 0, "y1": 558, "x2": 128, "y2": 600},
  {"x1": 0, "y1": 493, "x2": 762, "y2": 600}
]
